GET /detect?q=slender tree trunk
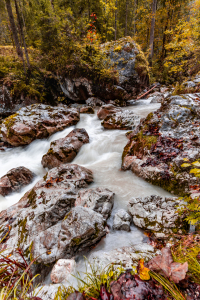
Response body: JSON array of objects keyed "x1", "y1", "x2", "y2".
[
  {"x1": 115, "y1": 0, "x2": 117, "y2": 40},
  {"x1": 133, "y1": 0, "x2": 138, "y2": 35},
  {"x1": 88, "y1": 0, "x2": 90, "y2": 20},
  {"x1": 149, "y1": 0, "x2": 157, "y2": 64},
  {"x1": 125, "y1": 0, "x2": 128, "y2": 36},
  {"x1": 5, "y1": 0, "x2": 23, "y2": 59},
  {"x1": 14, "y1": 0, "x2": 30, "y2": 69}
]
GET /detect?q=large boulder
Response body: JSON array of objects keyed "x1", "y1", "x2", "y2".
[
  {"x1": 97, "y1": 104, "x2": 121, "y2": 120},
  {"x1": 128, "y1": 195, "x2": 188, "y2": 238},
  {"x1": 60, "y1": 37, "x2": 149, "y2": 103},
  {"x1": 0, "y1": 164, "x2": 106, "y2": 273},
  {"x1": 42, "y1": 128, "x2": 89, "y2": 169},
  {"x1": 102, "y1": 110, "x2": 140, "y2": 130},
  {"x1": 122, "y1": 93, "x2": 200, "y2": 196},
  {"x1": 1, "y1": 104, "x2": 80, "y2": 147},
  {"x1": 75, "y1": 187, "x2": 114, "y2": 220},
  {"x1": 0, "y1": 167, "x2": 34, "y2": 196}
]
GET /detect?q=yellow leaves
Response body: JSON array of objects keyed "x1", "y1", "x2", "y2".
[
  {"x1": 192, "y1": 161, "x2": 200, "y2": 167},
  {"x1": 181, "y1": 163, "x2": 191, "y2": 168},
  {"x1": 183, "y1": 158, "x2": 189, "y2": 161},
  {"x1": 190, "y1": 168, "x2": 200, "y2": 174},
  {"x1": 138, "y1": 259, "x2": 150, "y2": 281}
]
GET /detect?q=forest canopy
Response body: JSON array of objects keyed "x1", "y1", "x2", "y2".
[{"x1": 0, "y1": 0, "x2": 200, "y2": 89}]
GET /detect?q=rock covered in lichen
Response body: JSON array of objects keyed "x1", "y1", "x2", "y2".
[
  {"x1": 0, "y1": 164, "x2": 106, "y2": 272},
  {"x1": 122, "y1": 93, "x2": 200, "y2": 196},
  {"x1": 1, "y1": 104, "x2": 80, "y2": 146},
  {"x1": 101, "y1": 37, "x2": 149, "y2": 97},
  {"x1": 75, "y1": 187, "x2": 114, "y2": 220},
  {"x1": 42, "y1": 128, "x2": 89, "y2": 169},
  {"x1": 0, "y1": 166, "x2": 34, "y2": 196},
  {"x1": 102, "y1": 110, "x2": 140, "y2": 130},
  {"x1": 60, "y1": 37, "x2": 149, "y2": 104},
  {"x1": 128, "y1": 195, "x2": 188, "y2": 238}
]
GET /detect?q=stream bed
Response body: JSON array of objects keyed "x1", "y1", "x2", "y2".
[{"x1": 0, "y1": 99, "x2": 171, "y2": 287}]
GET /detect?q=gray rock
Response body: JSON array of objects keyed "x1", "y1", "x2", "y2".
[
  {"x1": 122, "y1": 93, "x2": 200, "y2": 196},
  {"x1": 102, "y1": 110, "x2": 140, "y2": 130},
  {"x1": 85, "y1": 97, "x2": 105, "y2": 107},
  {"x1": 113, "y1": 209, "x2": 131, "y2": 231},
  {"x1": 75, "y1": 187, "x2": 114, "y2": 220},
  {"x1": 149, "y1": 92, "x2": 164, "y2": 103},
  {"x1": 60, "y1": 37, "x2": 149, "y2": 103},
  {"x1": 88, "y1": 243, "x2": 159, "y2": 271},
  {"x1": 51, "y1": 259, "x2": 76, "y2": 283},
  {"x1": 32, "y1": 206, "x2": 106, "y2": 264},
  {"x1": 128, "y1": 195, "x2": 186, "y2": 238},
  {"x1": 42, "y1": 128, "x2": 89, "y2": 169},
  {"x1": 1, "y1": 104, "x2": 80, "y2": 147},
  {"x1": 0, "y1": 164, "x2": 106, "y2": 272},
  {"x1": 0, "y1": 166, "x2": 34, "y2": 196}
]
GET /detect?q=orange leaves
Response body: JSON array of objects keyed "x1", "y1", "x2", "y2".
[{"x1": 138, "y1": 259, "x2": 150, "y2": 280}]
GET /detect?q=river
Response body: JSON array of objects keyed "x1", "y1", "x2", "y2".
[{"x1": 0, "y1": 99, "x2": 171, "y2": 287}]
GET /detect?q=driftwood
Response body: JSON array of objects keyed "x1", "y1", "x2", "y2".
[{"x1": 136, "y1": 84, "x2": 158, "y2": 100}]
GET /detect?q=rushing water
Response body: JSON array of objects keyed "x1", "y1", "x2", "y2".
[{"x1": 0, "y1": 99, "x2": 171, "y2": 287}]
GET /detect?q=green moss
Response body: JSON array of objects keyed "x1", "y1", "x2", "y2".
[
  {"x1": 17, "y1": 217, "x2": 28, "y2": 247},
  {"x1": 3, "y1": 113, "x2": 18, "y2": 136},
  {"x1": 72, "y1": 237, "x2": 82, "y2": 245},
  {"x1": 122, "y1": 130, "x2": 158, "y2": 161},
  {"x1": 27, "y1": 189, "x2": 37, "y2": 209},
  {"x1": 135, "y1": 43, "x2": 150, "y2": 81}
]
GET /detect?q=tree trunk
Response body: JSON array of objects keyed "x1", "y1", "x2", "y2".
[
  {"x1": 14, "y1": 0, "x2": 30, "y2": 69},
  {"x1": 125, "y1": 0, "x2": 128, "y2": 36},
  {"x1": 115, "y1": 0, "x2": 117, "y2": 40},
  {"x1": 5, "y1": 0, "x2": 23, "y2": 59},
  {"x1": 88, "y1": 0, "x2": 90, "y2": 20},
  {"x1": 133, "y1": 0, "x2": 138, "y2": 35},
  {"x1": 149, "y1": 0, "x2": 157, "y2": 64}
]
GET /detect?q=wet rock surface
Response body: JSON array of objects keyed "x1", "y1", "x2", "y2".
[
  {"x1": 113, "y1": 209, "x2": 131, "y2": 231},
  {"x1": 122, "y1": 93, "x2": 200, "y2": 196},
  {"x1": 0, "y1": 164, "x2": 106, "y2": 270},
  {"x1": 0, "y1": 166, "x2": 34, "y2": 196},
  {"x1": 42, "y1": 128, "x2": 89, "y2": 169},
  {"x1": 89, "y1": 243, "x2": 159, "y2": 271},
  {"x1": 97, "y1": 104, "x2": 121, "y2": 120},
  {"x1": 128, "y1": 195, "x2": 187, "y2": 238},
  {"x1": 1, "y1": 104, "x2": 80, "y2": 147},
  {"x1": 75, "y1": 187, "x2": 114, "y2": 220},
  {"x1": 80, "y1": 106, "x2": 95, "y2": 114},
  {"x1": 102, "y1": 110, "x2": 140, "y2": 130}
]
